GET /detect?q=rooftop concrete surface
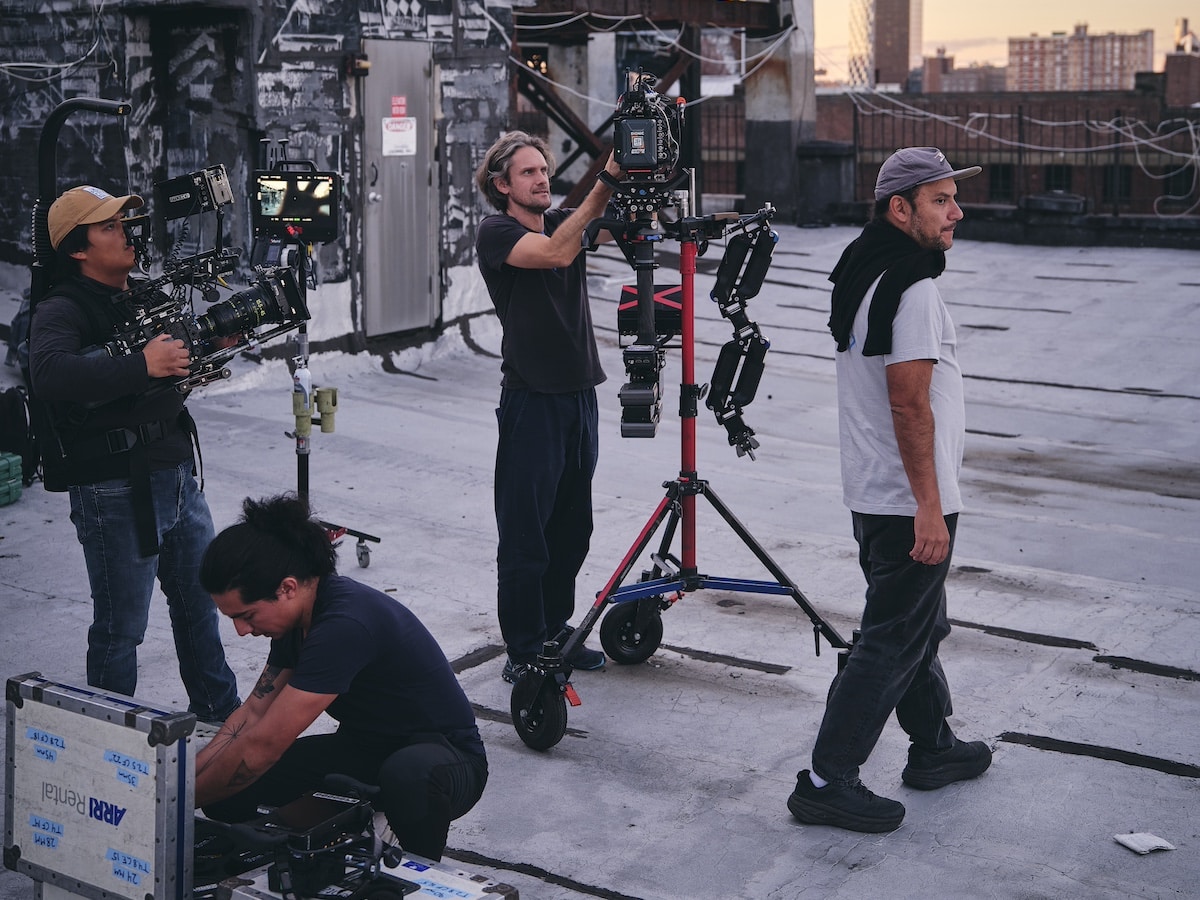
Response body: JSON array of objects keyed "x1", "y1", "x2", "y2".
[{"x1": 2, "y1": 223, "x2": 1197, "y2": 898}]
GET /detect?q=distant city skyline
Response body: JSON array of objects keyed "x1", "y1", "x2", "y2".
[{"x1": 813, "y1": 0, "x2": 1191, "y2": 80}]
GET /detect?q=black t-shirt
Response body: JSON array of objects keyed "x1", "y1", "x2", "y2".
[
  {"x1": 475, "y1": 208, "x2": 606, "y2": 393},
  {"x1": 267, "y1": 575, "x2": 485, "y2": 759}
]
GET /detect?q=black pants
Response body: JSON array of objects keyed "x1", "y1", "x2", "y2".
[
  {"x1": 202, "y1": 730, "x2": 487, "y2": 861},
  {"x1": 494, "y1": 387, "x2": 599, "y2": 662},
  {"x1": 811, "y1": 512, "x2": 958, "y2": 785}
]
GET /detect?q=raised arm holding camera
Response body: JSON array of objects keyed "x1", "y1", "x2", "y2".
[
  {"x1": 473, "y1": 133, "x2": 622, "y2": 683},
  {"x1": 28, "y1": 184, "x2": 240, "y2": 723}
]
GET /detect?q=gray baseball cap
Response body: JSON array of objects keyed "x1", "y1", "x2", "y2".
[{"x1": 874, "y1": 147, "x2": 981, "y2": 200}]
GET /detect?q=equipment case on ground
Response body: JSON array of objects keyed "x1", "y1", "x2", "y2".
[{"x1": 4, "y1": 673, "x2": 197, "y2": 900}]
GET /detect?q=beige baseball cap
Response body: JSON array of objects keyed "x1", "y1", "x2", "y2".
[{"x1": 48, "y1": 185, "x2": 144, "y2": 250}]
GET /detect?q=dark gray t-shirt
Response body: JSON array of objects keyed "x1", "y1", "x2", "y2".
[{"x1": 475, "y1": 208, "x2": 606, "y2": 393}]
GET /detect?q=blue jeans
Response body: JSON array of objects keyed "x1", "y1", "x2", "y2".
[
  {"x1": 494, "y1": 387, "x2": 599, "y2": 662},
  {"x1": 69, "y1": 461, "x2": 239, "y2": 720},
  {"x1": 811, "y1": 513, "x2": 958, "y2": 785}
]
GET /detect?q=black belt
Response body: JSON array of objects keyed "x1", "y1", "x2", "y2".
[{"x1": 70, "y1": 419, "x2": 173, "y2": 459}]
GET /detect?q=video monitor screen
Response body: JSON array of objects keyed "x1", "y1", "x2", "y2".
[{"x1": 252, "y1": 171, "x2": 341, "y2": 243}]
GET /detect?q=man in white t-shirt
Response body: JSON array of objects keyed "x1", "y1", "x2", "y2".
[{"x1": 787, "y1": 148, "x2": 993, "y2": 834}]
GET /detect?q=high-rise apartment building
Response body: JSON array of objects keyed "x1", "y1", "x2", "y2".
[
  {"x1": 1007, "y1": 23, "x2": 1153, "y2": 92},
  {"x1": 848, "y1": 0, "x2": 923, "y2": 89}
]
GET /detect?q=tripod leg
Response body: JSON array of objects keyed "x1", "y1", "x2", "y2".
[{"x1": 699, "y1": 484, "x2": 849, "y2": 652}]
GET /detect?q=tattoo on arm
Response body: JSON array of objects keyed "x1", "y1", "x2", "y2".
[
  {"x1": 226, "y1": 761, "x2": 260, "y2": 790},
  {"x1": 195, "y1": 720, "x2": 246, "y2": 776},
  {"x1": 253, "y1": 665, "x2": 283, "y2": 700}
]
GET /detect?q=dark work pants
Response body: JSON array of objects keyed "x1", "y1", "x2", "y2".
[
  {"x1": 811, "y1": 512, "x2": 958, "y2": 785},
  {"x1": 494, "y1": 387, "x2": 599, "y2": 662},
  {"x1": 201, "y1": 731, "x2": 487, "y2": 861}
]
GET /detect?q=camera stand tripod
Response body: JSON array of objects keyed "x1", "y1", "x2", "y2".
[
  {"x1": 255, "y1": 140, "x2": 381, "y2": 566},
  {"x1": 509, "y1": 191, "x2": 851, "y2": 751},
  {"x1": 288, "y1": 310, "x2": 380, "y2": 568}
]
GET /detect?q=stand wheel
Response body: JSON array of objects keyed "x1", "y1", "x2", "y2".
[
  {"x1": 510, "y1": 672, "x2": 567, "y2": 751},
  {"x1": 356, "y1": 542, "x2": 371, "y2": 568},
  {"x1": 600, "y1": 601, "x2": 663, "y2": 665}
]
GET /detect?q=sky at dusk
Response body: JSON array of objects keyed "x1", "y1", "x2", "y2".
[{"x1": 812, "y1": 0, "x2": 1194, "y2": 80}]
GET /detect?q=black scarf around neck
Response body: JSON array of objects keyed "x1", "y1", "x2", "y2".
[{"x1": 827, "y1": 219, "x2": 945, "y2": 356}]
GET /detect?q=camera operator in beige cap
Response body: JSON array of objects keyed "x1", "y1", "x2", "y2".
[{"x1": 28, "y1": 183, "x2": 240, "y2": 722}]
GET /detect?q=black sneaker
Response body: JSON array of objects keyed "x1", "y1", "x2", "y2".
[
  {"x1": 787, "y1": 771, "x2": 905, "y2": 833},
  {"x1": 566, "y1": 644, "x2": 606, "y2": 671},
  {"x1": 557, "y1": 626, "x2": 605, "y2": 671},
  {"x1": 902, "y1": 739, "x2": 992, "y2": 790},
  {"x1": 501, "y1": 658, "x2": 530, "y2": 684}
]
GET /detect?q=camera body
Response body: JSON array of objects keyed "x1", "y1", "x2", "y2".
[
  {"x1": 154, "y1": 165, "x2": 235, "y2": 221},
  {"x1": 90, "y1": 163, "x2": 314, "y2": 392},
  {"x1": 100, "y1": 251, "x2": 308, "y2": 391},
  {"x1": 612, "y1": 71, "x2": 684, "y2": 185}
]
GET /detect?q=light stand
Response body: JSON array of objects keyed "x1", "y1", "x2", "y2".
[
  {"x1": 510, "y1": 181, "x2": 851, "y2": 751},
  {"x1": 258, "y1": 140, "x2": 380, "y2": 567}
]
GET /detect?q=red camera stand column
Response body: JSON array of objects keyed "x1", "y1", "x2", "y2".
[{"x1": 509, "y1": 206, "x2": 851, "y2": 752}]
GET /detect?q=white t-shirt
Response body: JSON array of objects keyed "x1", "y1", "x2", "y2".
[{"x1": 835, "y1": 276, "x2": 964, "y2": 516}]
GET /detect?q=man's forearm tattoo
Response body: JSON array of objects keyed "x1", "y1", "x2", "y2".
[
  {"x1": 253, "y1": 665, "x2": 283, "y2": 700},
  {"x1": 226, "y1": 761, "x2": 260, "y2": 790}
]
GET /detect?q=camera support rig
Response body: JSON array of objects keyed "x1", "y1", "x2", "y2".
[{"x1": 509, "y1": 182, "x2": 852, "y2": 751}]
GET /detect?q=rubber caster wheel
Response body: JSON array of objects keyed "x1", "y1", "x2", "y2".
[
  {"x1": 356, "y1": 542, "x2": 371, "y2": 568},
  {"x1": 510, "y1": 672, "x2": 567, "y2": 751},
  {"x1": 599, "y1": 601, "x2": 663, "y2": 665}
]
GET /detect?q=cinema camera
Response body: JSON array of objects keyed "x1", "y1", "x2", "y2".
[
  {"x1": 597, "y1": 70, "x2": 691, "y2": 438},
  {"x1": 93, "y1": 164, "x2": 311, "y2": 393},
  {"x1": 612, "y1": 69, "x2": 685, "y2": 193}
]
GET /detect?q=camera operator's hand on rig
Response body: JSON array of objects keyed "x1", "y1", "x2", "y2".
[
  {"x1": 598, "y1": 151, "x2": 624, "y2": 189},
  {"x1": 143, "y1": 333, "x2": 192, "y2": 379}
]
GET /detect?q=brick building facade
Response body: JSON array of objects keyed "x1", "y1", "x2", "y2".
[{"x1": 816, "y1": 56, "x2": 1200, "y2": 221}]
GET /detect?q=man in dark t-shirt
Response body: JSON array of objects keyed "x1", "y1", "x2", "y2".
[
  {"x1": 195, "y1": 495, "x2": 487, "y2": 861},
  {"x1": 474, "y1": 132, "x2": 622, "y2": 681}
]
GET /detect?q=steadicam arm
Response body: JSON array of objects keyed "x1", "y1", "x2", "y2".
[{"x1": 705, "y1": 207, "x2": 777, "y2": 459}]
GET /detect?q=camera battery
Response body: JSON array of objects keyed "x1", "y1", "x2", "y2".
[
  {"x1": 617, "y1": 284, "x2": 682, "y2": 339},
  {"x1": 615, "y1": 117, "x2": 660, "y2": 169},
  {"x1": 155, "y1": 166, "x2": 234, "y2": 220}
]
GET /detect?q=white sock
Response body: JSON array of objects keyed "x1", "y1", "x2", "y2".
[{"x1": 808, "y1": 771, "x2": 828, "y2": 789}]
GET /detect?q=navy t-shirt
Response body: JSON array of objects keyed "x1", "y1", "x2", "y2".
[
  {"x1": 475, "y1": 207, "x2": 606, "y2": 393},
  {"x1": 267, "y1": 575, "x2": 484, "y2": 759}
]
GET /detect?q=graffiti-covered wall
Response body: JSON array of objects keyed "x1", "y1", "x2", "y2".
[{"x1": 0, "y1": 0, "x2": 511, "y2": 343}]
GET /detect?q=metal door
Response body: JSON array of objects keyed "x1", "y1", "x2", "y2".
[{"x1": 361, "y1": 39, "x2": 437, "y2": 336}]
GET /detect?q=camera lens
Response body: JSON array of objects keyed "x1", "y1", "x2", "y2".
[
  {"x1": 193, "y1": 268, "x2": 303, "y2": 343},
  {"x1": 195, "y1": 288, "x2": 276, "y2": 342}
]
